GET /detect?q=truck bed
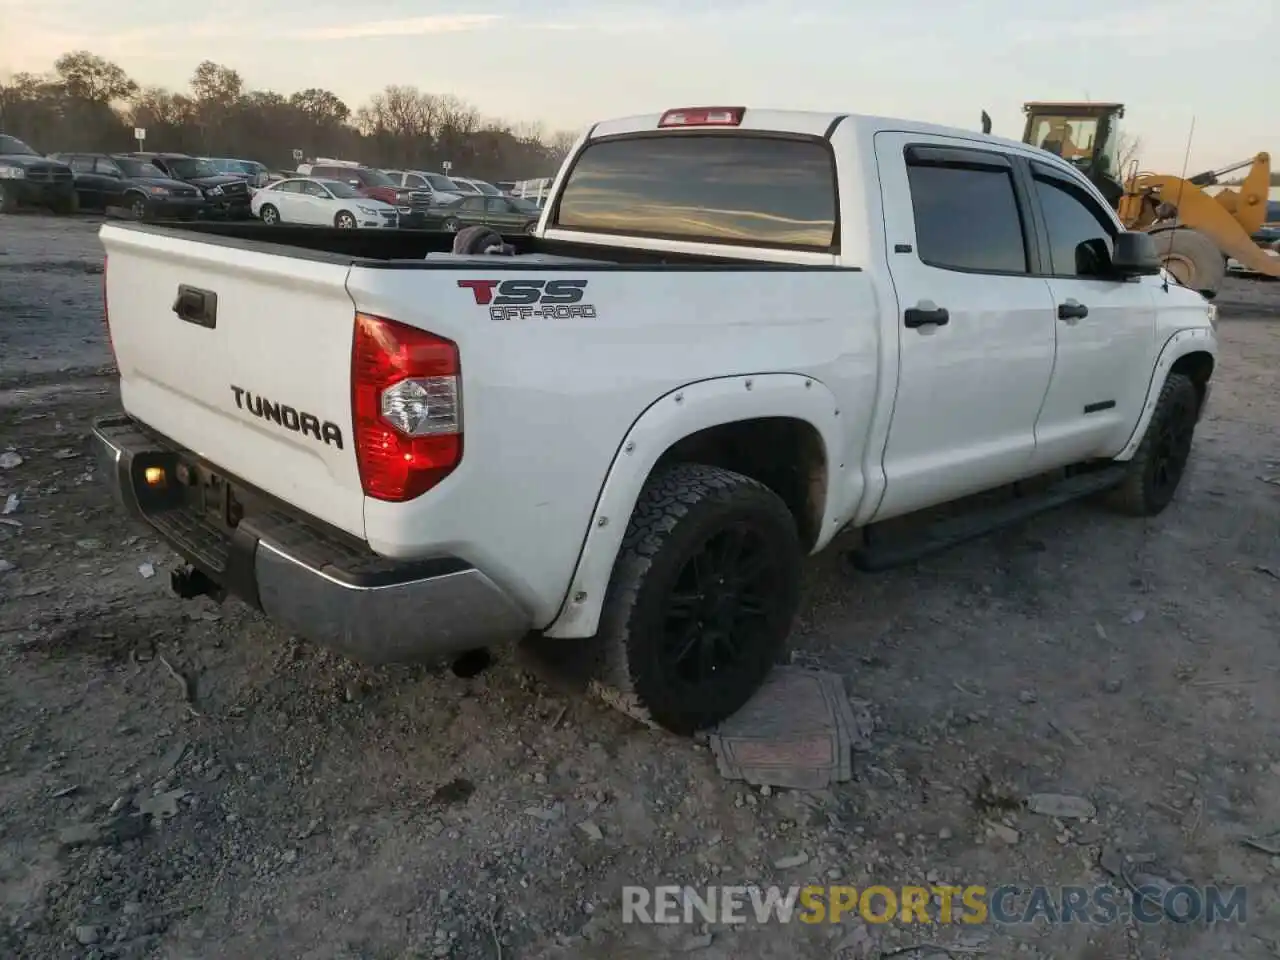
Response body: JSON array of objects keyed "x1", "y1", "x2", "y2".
[{"x1": 140, "y1": 220, "x2": 823, "y2": 269}]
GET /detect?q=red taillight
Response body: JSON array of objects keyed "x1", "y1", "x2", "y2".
[
  {"x1": 658, "y1": 107, "x2": 745, "y2": 128},
  {"x1": 351, "y1": 313, "x2": 462, "y2": 502}
]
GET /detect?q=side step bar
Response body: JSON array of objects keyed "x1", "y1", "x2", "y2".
[{"x1": 846, "y1": 466, "x2": 1129, "y2": 572}]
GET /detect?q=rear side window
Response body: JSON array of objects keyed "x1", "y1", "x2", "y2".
[
  {"x1": 554, "y1": 134, "x2": 838, "y2": 250},
  {"x1": 905, "y1": 159, "x2": 1028, "y2": 274}
]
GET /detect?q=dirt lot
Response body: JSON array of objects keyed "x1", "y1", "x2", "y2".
[{"x1": 2, "y1": 212, "x2": 1279, "y2": 960}]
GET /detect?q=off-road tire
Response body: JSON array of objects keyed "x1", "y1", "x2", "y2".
[
  {"x1": 335, "y1": 211, "x2": 356, "y2": 229},
  {"x1": 259, "y1": 203, "x2": 279, "y2": 225},
  {"x1": 1109, "y1": 373, "x2": 1199, "y2": 516},
  {"x1": 1151, "y1": 228, "x2": 1225, "y2": 299},
  {"x1": 593, "y1": 463, "x2": 802, "y2": 735}
]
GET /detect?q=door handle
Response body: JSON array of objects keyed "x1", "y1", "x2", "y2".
[
  {"x1": 904, "y1": 304, "x2": 950, "y2": 328},
  {"x1": 1057, "y1": 300, "x2": 1089, "y2": 321},
  {"x1": 172, "y1": 285, "x2": 218, "y2": 329}
]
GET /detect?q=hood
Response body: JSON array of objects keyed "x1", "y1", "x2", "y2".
[
  {"x1": 131, "y1": 176, "x2": 200, "y2": 191},
  {"x1": 0, "y1": 153, "x2": 70, "y2": 171},
  {"x1": 186, "y1": 174, "x2": 247, "y2": 188}
]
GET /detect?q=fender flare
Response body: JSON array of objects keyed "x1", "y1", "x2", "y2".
[
  {"x1": 1114, "y1": 326, "x2": 1216, "y2": 461},
  {"x1": 541, "y1": 373, "x2": 844, "y2": 639}
]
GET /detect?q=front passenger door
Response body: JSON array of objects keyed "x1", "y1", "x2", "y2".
[
  {"x1": 1024, "y1": 161, "x2": 1158, "y2": 470},
  {"x1": 871, "y1": 132, "x2": 1058, "y2": 522}
]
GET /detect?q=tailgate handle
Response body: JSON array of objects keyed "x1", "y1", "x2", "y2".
[{"x1": 172, "y1": 285, "x2": 217, "y2": 329}]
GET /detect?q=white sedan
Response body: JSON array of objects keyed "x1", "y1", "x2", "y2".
[{"x1": 250, "y1": 177, "x2": 399, "y2": 229}]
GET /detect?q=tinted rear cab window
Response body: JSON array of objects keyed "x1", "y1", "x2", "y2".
[
  {"x1": 904, "y1": 157, "x2": 1028, "y2": 274},
  {"x1": 553, "y1": 134, "x2": 838, "y2": 250}
]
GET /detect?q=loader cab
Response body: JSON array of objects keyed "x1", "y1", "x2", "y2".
[{"x1": 1022, "y1": 101, "x2": 1126, "y2": 208}]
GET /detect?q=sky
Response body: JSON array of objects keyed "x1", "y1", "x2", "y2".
[{"x1": 1, "y1": 0, "x2": 1276, "y2": 171}]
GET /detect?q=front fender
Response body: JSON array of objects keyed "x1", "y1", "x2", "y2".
[
  {"x1": 1114, "y1": 325, "x2": 1216, "y2": 461},
  {"x1": 541, "y1": 373, "x2": 843, "y2": 639}
]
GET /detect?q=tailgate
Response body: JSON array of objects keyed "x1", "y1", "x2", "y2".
[{"x1": 101, "y1": 224, "x2": 365, "y2": 538}]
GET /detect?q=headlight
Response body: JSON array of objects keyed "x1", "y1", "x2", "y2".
[
  {"x1": 1206, "y1": 304, "x2": 1217, "y2": 329},
  {"x1": 358, "y1": 205, "x2": 381, "y2": 216},
  {"x1": 205, "y1": 185, "x2": 224, "y2": 197},
  {"x1": 396, "y1": 205, "x2": 412, "y2": 214},
  {"x1": 0, "y1": 165, "x2": 26, "y2": 180}
]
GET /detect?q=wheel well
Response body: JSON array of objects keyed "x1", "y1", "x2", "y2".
[
  {"x1": 653, "y1": 417, "x2": 827, "y2": 550},
  {"x1": 1170, "y1": 350, "x2": 1214, "y2": 412}
]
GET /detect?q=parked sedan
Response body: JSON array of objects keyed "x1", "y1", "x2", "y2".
[
  {"x1": 424, "y1": 194, "x2": 540, "y2": 234},
  {"x1": 49, "y1": 152, "x2": 206, "y2": 220},
  {"x1": 251, "y1": 177, "x2": 399, "y2": 228}
]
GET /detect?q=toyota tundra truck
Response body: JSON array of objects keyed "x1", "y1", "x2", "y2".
[{"x1": 92, "y1": 106, "x2": 1217, "y2": 735}]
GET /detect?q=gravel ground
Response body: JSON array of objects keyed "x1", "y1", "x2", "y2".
[{"x1": 1, "y1": 212, "x2": 1279, "y2": 960}]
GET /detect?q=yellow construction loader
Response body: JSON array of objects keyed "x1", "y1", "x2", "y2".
[{"x1": 982, "y1": 101, "x2": 1278, "y2": 298}]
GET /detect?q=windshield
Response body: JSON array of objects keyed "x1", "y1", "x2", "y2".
[
  {"x1": 1028, "y1": 115, "x2": 1118, "y2": 175},
  {"x1": 322, "y1": 180, "x2": 361, "y2": 199},
  {"x1": 166, "y1": 157, "x2": 219, "y2": 179},
  {"x1": 117, "y1": 158, "x2": 166, "y2": 178},
  {"x1": 471, "y1": 180, "x2": 501, "y2": 196},
  {"x1": 453, "y1": 180, "x2": 481, "y2": 194},
  {"x1": 361, "y1": 168, "x2": 395, "y2": 187},
  {"x1": 0, "y1": 134, "x2": 38, "y2": 156},
  {"x1": 425, "y1": 173, "x2": 458, "y2": 191}
]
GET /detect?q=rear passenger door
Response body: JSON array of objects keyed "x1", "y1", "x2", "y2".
[
  {"x1": 871, "y1": 133, "x2": 1058, "y2": 521},
  {"x1": 1023, "y1": 161, "x2": 1158, "y2": 469}
]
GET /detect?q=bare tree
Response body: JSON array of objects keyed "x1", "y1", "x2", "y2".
[
  {"x1": 1115, "y1": 132, "x2": 1142, "y2": 175},
  {"x1": 54, "y1": 51, "x2": 137, "y2": 103},
  {"x1": 4, "y1": 52, "x2": 567, "y2": 178}
]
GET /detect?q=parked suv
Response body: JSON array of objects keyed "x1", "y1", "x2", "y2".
[
  {"x1": 305, "y1": 163, "x2": 433, "y2": 227},
  {"x1": 126, "y1": 152, "x2": 252, "y2": 218},
  {"x1": 48, "y1": 152, "x2": 206, "y2": 220},
  {"x1": 0, "y1": 134, "x2": 77, "y2": 214}
]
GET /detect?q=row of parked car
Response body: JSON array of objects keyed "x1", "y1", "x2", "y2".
[
  {"x1": 0, "y1": 133, "x2": 552, "y2": 234},
  {"x1": 256, "y1": 159, "x2": 545, "y2": 231},
  {"x1": 0, "y1": 133, "x2": 269, "y2": 219}
]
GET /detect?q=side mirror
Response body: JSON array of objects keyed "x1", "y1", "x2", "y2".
[{"x1": 1110, "y1": 231, "x2": 1163, "y2": 277}]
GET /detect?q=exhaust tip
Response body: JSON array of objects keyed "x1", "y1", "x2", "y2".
[{"x1": 450, "y1": 648, "x2": 492, "y2": 678}]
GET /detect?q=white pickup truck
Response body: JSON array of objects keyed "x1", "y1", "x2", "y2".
[{"x1": 93, "y1": 106, "x2": 1217, "y2": 735}]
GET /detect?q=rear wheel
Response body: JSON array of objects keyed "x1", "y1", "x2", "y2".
[
  {"x1": 259, "y1": 204, "x2": 279, "y2": 225},
  {"x1": 593, "y1": 463, "x2": 802, "y2": 735},
  {"x1": 335, "y1": 210, "x2": 356, "y2": 229},
  {"x1": 1109, "y1": 373, "x2": 1199, "y2": 516},
  {"x1": 1151, "y1": 228, "x2": 1225, "y2": 299}
]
